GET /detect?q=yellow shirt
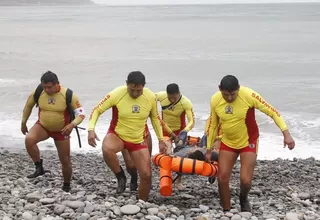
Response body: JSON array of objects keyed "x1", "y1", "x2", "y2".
[
  {"x1": 206, "y1": 86, "x2": 288, "y2": 150},
  {"x1": 22, "y1": 86, "x2": 85, "y2": 132},
  {"x1": 155, "y1": 91, "x2": 195, "y2": 134},
  {"x1": 88, "y1": 85, "x2": 163, "y2": 144}
]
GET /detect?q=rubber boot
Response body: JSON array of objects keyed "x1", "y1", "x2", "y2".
[
  {"x1": 27, "y1": 159, "x2": 45, "y2": 178},
  {"x1": 62, "y1": 182, "x2": 71, "y2": 192},
  {"x1": 240, "y1": 194, "x2": 252, "y2": 212},
  {"x1": 115, "y1": 166, "x2": 127, "y2": 193},
  {"x1": 128, "y1": 168, "x2": 138, "y2": 191}
]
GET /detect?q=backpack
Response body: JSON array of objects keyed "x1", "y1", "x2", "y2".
[{"x1": 33, "y1": 84, "x2": 82, "y2": 148}]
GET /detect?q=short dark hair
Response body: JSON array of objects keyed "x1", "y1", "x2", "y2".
[
  {"x1": 41, "y1": 71, "x2": 59, "y2": 84},
  {"x1": 220, "y1": 75, "x2": 239, "y2": 92},
  {"x1": 126, "y1": 71, "x2": 146, "y2": 86},
  {"x1": 166, "y1": 83, "x2": 180, "y2": 94}
]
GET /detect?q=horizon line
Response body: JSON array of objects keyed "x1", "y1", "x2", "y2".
[{"x1": 92, "y1": 1, "x2": 320, "y2": 6}]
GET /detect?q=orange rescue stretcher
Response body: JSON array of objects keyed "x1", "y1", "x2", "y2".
[{"x1": 152, "y1": 136, "x2": 219, "y2": 196}]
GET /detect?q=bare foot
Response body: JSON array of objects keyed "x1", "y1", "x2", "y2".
[
  {"x1": 175, "y1": 182, "x2": 185, "y2": 190},
  {"x1": 176, "y1": 140, "x2": 183, "y2": 146}
]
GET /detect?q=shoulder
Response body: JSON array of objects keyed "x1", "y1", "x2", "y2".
[
  {"x1": 110, "y1": 85, "x2": 128, "y2": 97},
  {"x1": 59, "y1": 86, "x2": 68, "y2": 96},
  {"x1": 210, "y1": 91, "x2": 223, "y2": 108},
  {"x1": 238, "y1": 86, "x2": 257, "y2": 99},
  {"x1": 154, "y1": 91, "x2": 167, "y2": 100},
  {"x1": 181, "y1": 95, "x2": 193, "y2": 107},
  {"x1": 143, "y1": 87, "x2": 156, "y2": 99},
  {"x1": 211, "y1": 91, "x2": 222, "y2": 102}
]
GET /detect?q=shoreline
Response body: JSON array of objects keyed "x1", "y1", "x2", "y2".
[
  {"x1": 1, "y1": 146, "x2": 318, "y2": 161},
  {"x1": 0, "y1": 150, "x2": 319, "y2": 219}
]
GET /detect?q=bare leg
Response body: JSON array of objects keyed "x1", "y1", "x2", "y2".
[
  {"x1": 102, "y1": 133, "x2": 126, "y2": 193},
  {"x1": 129, "y1": 148, "x2": 152, "y2": 201},
  {"x1": 25, "y1": 124, "x2": 49, "y2": 178},
  {"x1": 25, "y1": 124, "x2": 49, "y2": 162},
  {"x1": 238, "y1": 152, "x2": 257, "y2": 212},
  {"x1": 217, "y1": 150, "x2": 238, "y2": 211},
  {"x1": 55, "y1": 139, "x2": 72, "y2": 191}
]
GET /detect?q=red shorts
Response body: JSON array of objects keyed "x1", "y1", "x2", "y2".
[
  {"x1": 107, "y1": 129, "x2": 148, "y2": 152},
  {"x1": 36, "y1": 121, "x2": 70, "y2": 141},
  {"x1": 220, "y1": 140, "x2": 259, "y2": 154}
]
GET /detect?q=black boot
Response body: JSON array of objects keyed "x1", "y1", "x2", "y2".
[
  {"x1": 240, "y1": 194, "x2": 251, "y2": 212},
  {"x1": 208, "y1": 151, "x2": 218, "y2": 184},
  {"x1": 128, "y1": 168, "x2": 138, "y2": 191},
  {"x1": 27, "y1": 159, "x2": 45, "y2": 178},
  {"x1": 115, "y1": 166, "x2": 127, "y2": 193},
  {"x1": 62, "y1": 182, "x2": 71, "y2": 192},
  {"x1": 208, "y1": 176, "x2": 216, "y2": 184}
]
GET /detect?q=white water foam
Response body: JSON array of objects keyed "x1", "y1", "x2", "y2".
[{"x1": 1, "y1": 110, "x2": 319, "y2": 160}]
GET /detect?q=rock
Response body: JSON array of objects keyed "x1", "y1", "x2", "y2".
[
  {"x1": 22, "y1": 211, "x2": 33, "y2": 220},
  {"x1": 148, "y1": 207, "x2": 159, "y2": 215},
  {"x1": 84, "y1": 202, "x2": 94, "y2": 213},
  {"x1": 231, "y1": 214, "x2": 242, "y2": 220},
  {"x1": 25, "y1": 192, "x2": 43, "y2": 202},
  {"x1": 79, "y1": 213, "x2": 90, "y2": 220},
  {"x1": 110, "y1": 205, "x2": 121, "y2": 215},
  {"x1": 16, "y1": 178, "x2": 26, "y2": 188},
  {"x1": 199, "y1": 205, "x2": 209, "y2": 212},
  {"x1": 298, "y1": 193, "x2": 311, "y2": 200},
  {"x1": 64, "y1": 201, "x2": 85, "y2": 209},
  {"x1": 285, "y1": 212, "x2": 299, "y2": 220},
  {"x1": 225, "y1": 212, "x2": 234, "y2": 218},
  {"x1": 190, "y1": 208, "x2": 202, "y2": 213},
  {"x1": 120, "y1": 204, "x2": 141, "y2": 215},
  {"x1": 145, "y1": 215, "x2": 161, "y2": 220},
  {"x1": 239, "y1": 212, "x2": 252, "y2": 219},
  {"x1": 54, "y1": 205, "x2": 66, "y2": 215},
  {"x1": 24, "y1": 203, "x2": 37, "y2": 210},
  {"x1": 40, "y1": 198, "x2": 56, "y2": 204}
]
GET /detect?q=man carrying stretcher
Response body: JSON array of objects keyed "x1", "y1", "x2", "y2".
[{"x1": 155, "y1": 83, "x2": 195, "y2": 189}]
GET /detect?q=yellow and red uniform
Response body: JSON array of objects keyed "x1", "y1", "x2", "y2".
[
  {"x1": 206, "y1": 86, "x2": 288, "y2": 151},
  {"x1": 88, "y1": 86, "x2": 163, "y2": 149},
  {"x1": 155, "y1": 91, "x2": 195, "y2": 136},
  {"x1": 22, "y1": 86, "x2": 85, "y2": 140}
]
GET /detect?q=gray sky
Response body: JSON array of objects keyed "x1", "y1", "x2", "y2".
[{"x1": 92, "y1": 0, "x2": 320, "y2": 5}]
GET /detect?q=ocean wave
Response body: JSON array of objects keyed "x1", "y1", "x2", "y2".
[{"x1": 1, "y1": 103, "x2": 319, "y2": 160}]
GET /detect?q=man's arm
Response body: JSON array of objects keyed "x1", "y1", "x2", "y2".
[
  {"x1": 249, "y1": 88, "x2": 295, "y2": 149},
  {"x1": 70, "y1": 94, "x2": 86, "y2": 127},
  {"x1": 88, "y1": 93, "x2": 115, "y2": 131},
  {"x1": 250, "y1": 90, "x2": 288, "y2": 131},
  {"x1": 160, "y1": 119, "x2": 173, "y2": 135},
  {"x1": 206, "y1": 95, "x2": 220, "y2": 150},
  {"x1": 182, "y1": 101, "x2": 195, "y2": 132},
  {"x1": 150, "y1": 96, "x2": 164, "y2": 141},
  {"x1": 21, "y1": 92, "x2": 36, "y2": 124}
]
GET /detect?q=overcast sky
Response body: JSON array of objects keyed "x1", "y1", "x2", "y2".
[{"x1": 92, "y1": 0, "x2": 320, "y2": 5}]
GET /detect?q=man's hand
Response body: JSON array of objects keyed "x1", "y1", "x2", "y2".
[
  {"x1": 205, "y1": 149, "x2": 212, "y2": 162},
  {"x1": 88, "y1": 130, "x2": 100, "y2": 147},
  {"x1": 283, "y1": 130, "x2": 295, "y2": 150},
  {"x1": 170, "y1": 133, "x2": 178, "y2": 141},
  {"x1": 21, "y1": 122, "x2": 28, "y2": 135},
  {"x1": 61, "y1": 123, "x2": 75, "y2": 136},
  {"x1": 159, "y1": 140, "x2": 167, "y2": 154}
]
